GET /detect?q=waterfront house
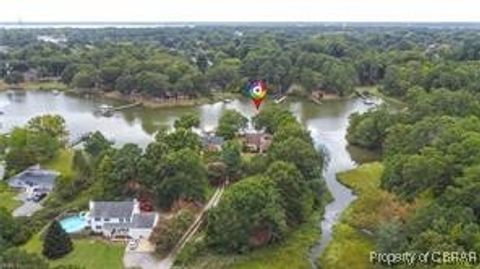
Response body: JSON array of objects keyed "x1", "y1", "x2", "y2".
[
  {"x1": 8, "y1": 165, "x2": 59, "y2": 197},
  {"x1": 201, "y1": 132, "x2": 225, "y2": 152},
  {"x1": 88, "y1": 199, "x2": 159, "y2": 240},
  {"x1": 243, "y1": 132, "x2": 272, "y2": 153},
  {"x1": 22, "y1": 68, "x2": 39, "y2": 82}
]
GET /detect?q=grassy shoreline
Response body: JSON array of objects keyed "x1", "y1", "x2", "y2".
[
  {"x1": 0, "y1": 80, "x2": 69, "y2": 91},
  {"x1": 101, "y1": 90, "x2": 240, "y2": 108},
  {"x1": 1, "y1": 80, "x2": 387, "y2": 109}
]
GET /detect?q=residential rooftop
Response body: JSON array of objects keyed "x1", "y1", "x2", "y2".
[
  {"x1": 90, "y1": 201, "x2": 135, "y2": 219},
  {"x1": 8, "y1": 165, "x2": 58, "y2": 190}
]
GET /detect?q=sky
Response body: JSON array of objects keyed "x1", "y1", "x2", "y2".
[{"x1": 1, "y1": 0, "x2": 480, "y2": 22}]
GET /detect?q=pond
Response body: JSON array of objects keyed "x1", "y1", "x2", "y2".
[{"x1": 0, "y1": 90, "x2": 378, "y2": 261}]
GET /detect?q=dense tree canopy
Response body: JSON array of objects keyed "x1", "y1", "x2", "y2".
[
  {"x1": 216, "y1": 109, "x2": 248, "y2": 140},
  {"x1": 42, "y1": 220, "x2": 73, "y2": 259},
  {"x1": 346, "y1": 65, "x2": 480, "y2": 257},
  {"x1": 206, "y1": 176, "x2": 286, "y2": 253},
  {"x1": 7, "y1": 25, "x2": 480, "y2": 97},
  {"x1": 2, "y1": 114, "x2": 67, "y2": 174},
  {"x1": 174, "y1": 113, "x2": 200, "y2": 130}
]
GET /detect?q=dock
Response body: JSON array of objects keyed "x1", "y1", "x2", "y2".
[
  {"x1": 309, "y1": 96, "x2": 322, "y2": 105},
  {"x1": 274, "y1": 96, "x2": 287, "y2": 104},
  {"x1": 96, "y1": 102, "x2": 142, "y2": 117},
  {"x1": 112, "y1": 102, "x2": 142, "y2": 111},
  {"x1": 69, "y1": 132, "x2": 93, "y2": 147}
]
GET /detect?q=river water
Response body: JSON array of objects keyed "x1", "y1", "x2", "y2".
[{"x1": 0, "y1": 90, "x2": 377, "y2": 264}]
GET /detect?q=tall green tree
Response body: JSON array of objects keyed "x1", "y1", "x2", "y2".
[
  {"x1": 27, "y1": 114, "x2": 68, "y2": 141},
  {"x1": 83, "y1": 131, "x2": 112, "y2": 157},
  {"x1": 174, "y1": 113, "x2": 200, "y2": 130},
  {"x1": 156, "y1": 149, "x2": 208, "y2": 208},
  {"x1": 42, "y1": 220, "x2": 73, "y2": 259},
  {"x1": 221, "y1": 141, "x2": 242, "y2": 181},
  {"x1": 216, "y1": 110, "x2": 248, "y2": 140},
  {"x1": 265, "y1": 161, "x2": 313, "y2": 226},
  {"x1": 206, "y1": 176, "x2": 286, "y2": 253}
]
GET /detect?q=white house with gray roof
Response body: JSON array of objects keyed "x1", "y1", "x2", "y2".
[
  {"x1": 8, "y1": 164, "x2": 59, "y2": 198},
  {"x1": 87, "y1": 199, "x2": 159, "y2": 240}
]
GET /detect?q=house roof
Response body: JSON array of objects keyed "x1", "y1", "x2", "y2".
[
  {"x1": 245, "y1": 133, "x2": 271, "y2": 146},
  {"x1": 202, "y1": 134, "x2": 225, "y2": 147},
  {"x1": 103, "y1": 222, "x2": 131, "y2": 230},
  {"x1": 90, "y1": 201, "x2": 135, "y2": 219},
  {"x1": 131, "y1": 213, "x2": 157, "y2": 229},
  {"x1": 8, "y1": 165, "x2": 58, "y2": 190}
]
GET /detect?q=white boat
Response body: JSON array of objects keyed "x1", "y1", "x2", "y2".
[
  {"x1": 363, "y1": 99, "x2": 375, "y2": 105},
  {"x1": 96, "y1": 104, "x2": 114, "y2": 116},
  {"x1": 99, "y1": 104, "x2": 113, "y2": 110}
]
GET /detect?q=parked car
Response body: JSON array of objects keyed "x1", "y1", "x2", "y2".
[
  {"x1": 32, "y1": 192, "x2": 47, "y2": 202},
  {"x1": 127, "y1": 239, "x2": 139, "y2": 250}
]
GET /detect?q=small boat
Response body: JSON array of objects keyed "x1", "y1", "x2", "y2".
[
  {"x1": 95, "y1": 104, "x2": 114, "y2": 117},
  {"x1": 363, "y1": 99, "x2": 375, "y2": 105},
  {"x1": 223, "y1": 98, "x2": 232, "y2": 103},
  {"x1": 99, "y1": 104, "x2": 113, "y2": 111},
  {"x1": 52, "y1": 90, "x2": 60, "y2": 95}
]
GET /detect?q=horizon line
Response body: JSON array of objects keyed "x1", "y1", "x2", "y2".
[{"x1": 2, "y1": 21, "x2": 480, "y2": 24}]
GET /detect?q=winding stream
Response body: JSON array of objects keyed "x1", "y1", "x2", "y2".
[{"x1": 306, "y1": 98, "x2": 379, "y2": 267}]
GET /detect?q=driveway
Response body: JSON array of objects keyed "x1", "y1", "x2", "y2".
[
  {"x1": 123, "y1": 239, "x2": 173, "y2": 269},
  {"x1": 123, "y1": 252, "x2": 172, "y2": 269},
  {"x1": 12, "y1": 192, "x2": 43, "y2": 217}
]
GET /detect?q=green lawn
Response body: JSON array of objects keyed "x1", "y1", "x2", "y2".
[
  {"x1": 23, "y1": 234, "x2": 125, "y2": 269},
  {"x1": 0, "y1": 182, "x2": 21, "y2": 212},
  {"x1": 50, "y1": 239, "x2": 124, "y2": 269},
  {"x1": 181, "y1": 212, "x2": 321, "y2": 269},
  {"x1": 22, "y1": 230, "x2": 43, "y2": 253},
  {"x1": 319, "y1": 162, "x2": 384, "y2": 269},
  {"x1": 43, "y1": 149, "x2": 74, "y2": 180}
]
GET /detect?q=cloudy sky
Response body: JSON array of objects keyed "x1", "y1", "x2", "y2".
[{"x1": 1, "y1": 0, "x2": 480, "y2": 22}]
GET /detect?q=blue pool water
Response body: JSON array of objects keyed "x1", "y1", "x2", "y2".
[{"x1": 59, "y1": 215, "x2": 87, "y2": 233}]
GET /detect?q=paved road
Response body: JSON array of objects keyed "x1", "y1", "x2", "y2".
[
  {"x1": 123, "y1": 252, "x2": 169, "y2": 269},
  {"x1": 12, "y1": 192, "x2": 43, "y2": 217}
]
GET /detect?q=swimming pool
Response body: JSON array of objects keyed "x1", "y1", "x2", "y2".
[{"x1": 60, "y1": 214, "x2": 87, "y2": 233}]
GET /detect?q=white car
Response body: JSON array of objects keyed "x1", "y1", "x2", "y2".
[{"x1": 127, "y1": 239, "x2": 139, "y2": 250}]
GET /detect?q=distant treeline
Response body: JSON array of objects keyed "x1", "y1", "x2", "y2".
[{"x1": 1, "y1": 26, "x2": 480, "y2": 98}]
